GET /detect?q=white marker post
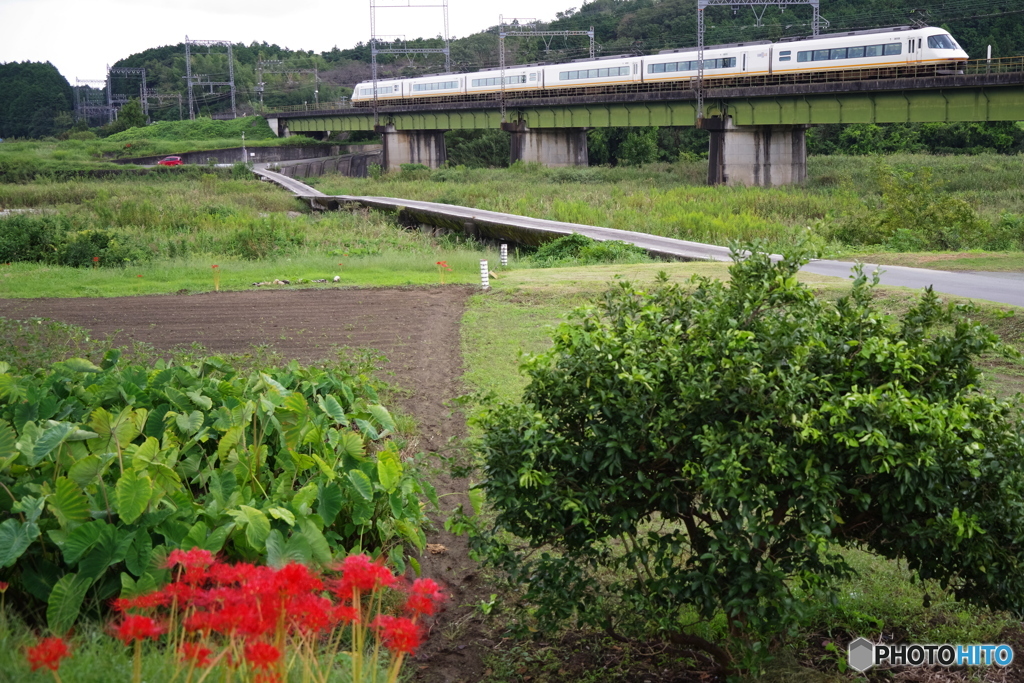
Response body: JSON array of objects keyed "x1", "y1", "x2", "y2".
[
  {"x1": 500, "y1": 243, "x2": 508, "y2": 267},
  {"x1": 480, "y1": 260, "x2": 490, "y2": 290}
]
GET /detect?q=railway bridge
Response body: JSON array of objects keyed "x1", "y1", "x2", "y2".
[{"x1": 265, "y1": 57, "x2": 1024, "y2": 186}]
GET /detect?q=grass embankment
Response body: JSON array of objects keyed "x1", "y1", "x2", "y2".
[
  {"x1": 460, "y1": 262, "x2": 1024, "y2": 681},
  {"x1": 0, "y1": 175, "x2": 494, "y2": 297},
  {"x1": 316, "y1": 154, "x2": 1024, "y2": 266},
  {"x1": 0, "y1": 117, "x2": 342, "y2": 182}
]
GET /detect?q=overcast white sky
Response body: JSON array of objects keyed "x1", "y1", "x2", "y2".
[{"x1": 0, "y1": 0, "x2": 570, "y2": 81}]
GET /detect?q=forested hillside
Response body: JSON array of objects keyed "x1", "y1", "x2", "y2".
[
  {"x1": 1, "y1": 0, "x2": 1020, "y2": 136},
  {"x1": 0, "y1": 62, "x2": 73, "y2": 139},
  {"x1": 96, "y1": 0, "x2": 1024, "y2": 121}
]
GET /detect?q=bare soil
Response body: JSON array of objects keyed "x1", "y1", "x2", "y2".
[{"x1": 0, "y1": 286, "x2": 492, "y2": 683}]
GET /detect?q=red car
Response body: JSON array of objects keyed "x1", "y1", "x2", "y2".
[{"x1": 157, "y1": 156, "x2": 183, "y2": 166}]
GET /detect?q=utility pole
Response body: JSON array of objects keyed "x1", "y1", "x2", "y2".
[
  {"x1": 696, "y1": 0, "x2": 826, "y2": 122},
  {"x1": 498, "y1": 16, "x2": 594, "y2": 122},
  {"x1": 258, "y1": 61, "x2": 320, "y2": 110},
  {"x1": 184, "y1": 36, "x2": 237, "y2": 119},
  {"x1": 369, "y1": 0, "x2": 451, "y2": 126}
]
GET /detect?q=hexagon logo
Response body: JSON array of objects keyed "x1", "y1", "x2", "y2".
[{"x1": 848, "y1": 638, "x2": 875, "y2": 672}]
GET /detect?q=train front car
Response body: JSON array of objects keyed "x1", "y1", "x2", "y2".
[
  {"x1": 918, "y1": 29, "x2": 969, "y2": 73},
  {"x1": 351, "y1": 79, "x2": 405, "y2": 106},
  {"x1": 772, "y1": 26, "x2": 968, "y2": 80}
]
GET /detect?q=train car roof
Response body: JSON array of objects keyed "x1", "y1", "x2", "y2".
[
  {"x1": 568, "y1": 54, "x2": 635, "y2": 63},
  {"x1": 656, "y1": 40, "x2": 771, "y2": 55},
  {"x1": 472, "y1": 63, "x2": 549, "y2": 74},
  {"x1": 776, "y1": 25, "x2": 921, "y2": 43}
]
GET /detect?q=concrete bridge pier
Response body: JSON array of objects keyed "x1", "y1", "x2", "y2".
[
  {"x1": 703, "y1": 116, "x2": 808, "y2": 187},
  {"x1": 503, "y1": 121, "x2": 588, "y2": 167},
  {"x1": 375, "y1": 124, "x2": 448, "y2": 172}
]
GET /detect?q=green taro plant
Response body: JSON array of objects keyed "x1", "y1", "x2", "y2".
[{"x1": 0, "y1": 352, "x2": 435, "y2": 634}]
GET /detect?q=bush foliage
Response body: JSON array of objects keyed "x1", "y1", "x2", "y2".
[
  {"x1": 0, "y1": 352, "x2": 433, "y2": 633},
  {"x1": 469, "y1": 250, "x2": 1024, "y2": 669}
]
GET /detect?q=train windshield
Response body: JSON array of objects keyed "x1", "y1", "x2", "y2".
[{"x1": 927, "y1": 34, "x2": 958, "y2": 50}]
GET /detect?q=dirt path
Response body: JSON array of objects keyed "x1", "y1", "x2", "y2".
[{"x1": 0, "y1": 286, "x2": 490, "y2": 683}]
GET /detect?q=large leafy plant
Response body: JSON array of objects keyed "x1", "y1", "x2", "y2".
[{"x1": 0, "y1": 352, "x2": 434, "y2": 634}]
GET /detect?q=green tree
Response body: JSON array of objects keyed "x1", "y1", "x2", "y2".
[
  {"x1": 470, "y1": 250, "x2": 1024, "y2": 672},
  {"x1": 106, "y1": 98, "x2": 146, "y2": 135},
  {"x1": 616, "y1": 126, "x2": 660, "y2": 166},
  {"x1": 0, "y1": 61, "x2": 73, "y2": 139}
]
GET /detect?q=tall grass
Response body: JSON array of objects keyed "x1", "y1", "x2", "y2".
[{"x1": 318, "y1": 154, "x2": 1024, "y2": 253}]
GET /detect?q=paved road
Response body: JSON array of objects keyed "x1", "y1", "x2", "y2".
[{"x1": 253, "y1": 166, "x2": 1024, "y2": 308}]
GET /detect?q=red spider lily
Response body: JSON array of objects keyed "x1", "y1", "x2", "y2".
[
  {"x1": 212, "y1": 264, "x2": 219, "y2": 269},
  {"x1": 274, "y1": 563, "x2": 323, "y2": 596},
  {"x1": 26, "y1": 637, "x2": 70, "y2": 672},
  {"x1": 244, "y1": 641, "x2": 281, "y2": 670},
  {"x1": 333, "y1": 604, "x2": 360, "y2": 624},
  {"x1": 373, "y1": 615, "x2": 422, "y2": 654},
  {"x1": 284, "y1": 593, "x2": 335, "y2": 634},
  {"x1": 114, "y1": 614, "x2": 165, "y2": 645},
  {"x1": 179, "y1": 642, "x2": 213, "y2": 667},
  {"x1": 92, "y1": 256, "x2": 100, "y2": 262},
  {"x1": 112, "y1": 592, "x2": 171, "y2": 613},
  {"x1": 136, "y1": 274, "x2": 142, "y2": 278},
  {"x1": 166, "y1": 548, "x2": 214, "y2": 570},
  {"x1": 436, "y1": 260, "x2": 452, "y2": 271},
  {"x1": 404, "y1": 577, "x2": 445, "y2": 618},
  {"x1": 0, "y1": 581, "x2": 8, "y2": 593},
  {"x1": 332, "y1": 554, "x2": 397, "y2": 598}
]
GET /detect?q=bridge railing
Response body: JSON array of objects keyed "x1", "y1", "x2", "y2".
[
  {"x1": 262, "y1": 56, "x2": 1024, "y2": 116},
  {"x1": 260, "y1": 100, "x2": 354, "y2": 114},
  {"x1": 964, "y1": 55, "x2": 1024, "y2": 75}
]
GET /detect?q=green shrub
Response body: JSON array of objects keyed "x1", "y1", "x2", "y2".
[
  {"x1": 530, "y1": 233, "x2": 650, "y2": 266},
  {"x1": 467, "y1": 250, "x2": 1024, "y2": 672},
  {"x1": 228, "y1": 216, "x2": 303, "y2": 260},
  {"x1": 0, "y1": 352, "x2": 432, "y2": 633},
  {"x1": 55, "y1": 228, "x2": 150, "y2": 267},
  {"x1": 823, "y1": 165, "x2": 990, "y2": 250}
]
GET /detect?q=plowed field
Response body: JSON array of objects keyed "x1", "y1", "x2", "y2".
[{"x1": 0, "y1": 286, "x2": 491, "y2": 683}]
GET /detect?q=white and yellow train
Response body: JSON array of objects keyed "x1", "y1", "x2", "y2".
[{"x1": 352, "y1": 26, "x2": 967, "y2": 105}]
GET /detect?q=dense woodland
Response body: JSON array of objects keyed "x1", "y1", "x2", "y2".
[{"x1": 1, "y1": 0, "x2": 1022, "y2": 154}]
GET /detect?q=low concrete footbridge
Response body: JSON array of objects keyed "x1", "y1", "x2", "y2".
[
  {"x1": 265, "y1": 57, "x2": 1024, "y2": 186},
  {"x1": 253, "y1": 164, "x2": 1024, "y2": 308}
]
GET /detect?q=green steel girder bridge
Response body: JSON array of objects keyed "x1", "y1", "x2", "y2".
[{"x1": 264, "y1": 57, "x2": 1024, "y2": 186}]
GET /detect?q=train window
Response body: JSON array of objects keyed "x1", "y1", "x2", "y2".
[
  {"x1": 413, "y1": 80, "x2": 458, "y2": 91},
  {"x1": 797, "y1": 51, "x2": 811, "y2": 62},
  {"x1": 928, "y1": 34, "x2": 957, "y2": 50},
  {"x1": 778, "y1": 50, "x2": 792, "y2": 62},
  {"x1": 831, "y1": 48, "x2": 847, "y2": 59},
  {"x1": 530, "y1": 73, "x2": 537, "y2": 81},
  {"x1": 649, "y1": 63, "x2": 665, "y2": 73},
  {"x1": 813, "y1": 49, "x2": 830, "y2": 61},
  {"x1": 866, "y1": 45, "x2": 884, "y2": 57},
  {"x1": 884, "y1": 43, "x2": 902, "y2": 55},
  {"x1": 848, "y1": 46, "x2": 865, "y2": 58},
  {"x1": 908, "y1": 40, "x2": 915, "y2": 53}
]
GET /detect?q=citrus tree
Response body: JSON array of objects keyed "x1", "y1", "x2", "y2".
[{"x1": 470, "y1": 250, "x2": 1024, "y2": 672}]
